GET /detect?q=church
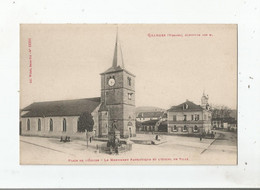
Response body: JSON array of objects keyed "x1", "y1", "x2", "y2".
[{"x1": 20, "y1": 33, "x2": 136, "y2": 139}]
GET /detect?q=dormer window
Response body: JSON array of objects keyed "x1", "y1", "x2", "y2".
[{"x1": 183, "y1": 103, "x2": 188, "y2": 110}]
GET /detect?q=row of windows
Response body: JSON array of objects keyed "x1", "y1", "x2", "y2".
[
  {"x1": 172, "y1": 114, "x2": 200, "y2": 121},
  {"x1": 171, "y1": 125, "x2": 199, "y2": 132},
  {"x1": 27, "y1": 118, "x2": 68, "y2": 132}
]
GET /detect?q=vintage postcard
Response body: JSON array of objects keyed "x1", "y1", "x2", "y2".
[{"x1": 20, "y1": 24, "x2": 237, "y2": 165}]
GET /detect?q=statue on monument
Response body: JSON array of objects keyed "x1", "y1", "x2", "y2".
[
  {"x1": 111, "y1": 120, "x2": 118, "y2": 132},
  {"x1": 107, "y1": 120, "x2": 121, "y2": 154}
]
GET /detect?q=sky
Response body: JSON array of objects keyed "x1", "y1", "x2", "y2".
[{"x1": 20, "y1": 24, "x2": 237, "y2": 109}]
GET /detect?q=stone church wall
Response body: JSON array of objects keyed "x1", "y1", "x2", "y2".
[
  {"x1": 20, "y1": 108, "x2": 100, "y2": 139},
  {"x1": 21, "y1": 116, "x2": 78, "y2": 138}
]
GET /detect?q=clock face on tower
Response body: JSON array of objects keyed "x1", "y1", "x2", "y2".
[{"x1": 108, "y1": 78, "x2": 115, "y2": 86}]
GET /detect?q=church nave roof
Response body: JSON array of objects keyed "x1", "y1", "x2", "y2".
[{"x1": 21, "y1": 97, "x2": 101, "y2": 117}]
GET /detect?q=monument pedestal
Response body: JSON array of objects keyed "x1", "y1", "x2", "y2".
[
  {"x1": 108, "y1": 130, "x2": 120, "y2": 144},
  {"x1": 96, "y1": 129, "x2": 132, "y2": 154}
]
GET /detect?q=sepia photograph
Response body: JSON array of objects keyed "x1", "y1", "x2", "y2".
[{"x1": 20, "y1": 24, "x2": 237, "y2": 165}]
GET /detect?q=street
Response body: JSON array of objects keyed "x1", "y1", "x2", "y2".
[
  {"x1": 20, "y1": 131, "x2": 237, "y2": 165},
  {"x1": 200, "y1": 130, "x2": 237, "y2": 164}
]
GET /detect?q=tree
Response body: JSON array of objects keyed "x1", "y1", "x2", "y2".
[
  {"x1": 78, "y1": 112, "x2": 94, "y2": 148},
  {"x1": 78, "y1": 112, "x2": 94, "y2": 133},
  {"x1": 211, "y1": 104, "x2": 232, "y2": 119}
]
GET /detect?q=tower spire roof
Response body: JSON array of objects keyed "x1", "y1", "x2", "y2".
[
  {"x1": 112, "y1": 26, "x2": 124, "y2": 69},
  {"x1": 101, "y1": 26, "x2": 135, "y2": 77}
]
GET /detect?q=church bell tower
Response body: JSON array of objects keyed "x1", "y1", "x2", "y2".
[
  {"x1": 201, "y1": 91, "x2": 209, "y2": 110},
  {"x1": 99, "y1": 28, "x2": 136, "y2": 138}
]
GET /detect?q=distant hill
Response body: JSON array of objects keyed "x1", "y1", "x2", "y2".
[{"x1": 135, "y1": 106, "x2": 166, "y2": 115}]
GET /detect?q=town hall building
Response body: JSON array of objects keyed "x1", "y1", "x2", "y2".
[
  {"x1": 20, "y1": 33, "x2": 136, "y2": 139},
  {"x1": 167, "y1": 93, "x2": 212, "y2": 134}
]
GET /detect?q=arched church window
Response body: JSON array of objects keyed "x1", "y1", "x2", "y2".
[
  {"x1": 38, "y1": 119, "x2": 41, "y2": 131},
  {"x1": 63, "y1": 118, "x2": 66, "y2": 132},
  {"x1": 194, "y1": 125, "x2": 198, "y2": 131},
  {"x1": 49, "y1": 118, "x2": 53, "y2": 131},
  {"x1": 77, "y1": 118, "x2": 80, "y2": 132},
  {"x1": 27, "y1": 119, "x2": 30, "y2": 131},
  {"x1": 183, "y1": 125, "x2": 187, "y2": 131}
]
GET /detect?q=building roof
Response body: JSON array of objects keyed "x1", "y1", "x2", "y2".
[
  {"x1": 112, "y1": 30, "x2": 124, "y2": 69},
  {"x1": 168, "y1": 100, "x2": 204, "y2": 112},
  {"x1": 100, "y1": 30, "x2": 135, "y2": 76},
  {"x1": 137, "y1": 111, "x2": 165, "y2": 118},
  {"x1": 21, "y1": 97, "x2": 101, "y2": 118},
  {"x1": 141, "y1": 120, "x2": 158, "y2": 125}
]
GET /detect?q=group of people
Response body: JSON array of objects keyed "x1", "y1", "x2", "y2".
[
  {"x1": 60, "y1": 136, "x2": 70, "y2": 142},
  {"x1": 199, "y1": 131, "x2": 216, "y2": 141}
]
